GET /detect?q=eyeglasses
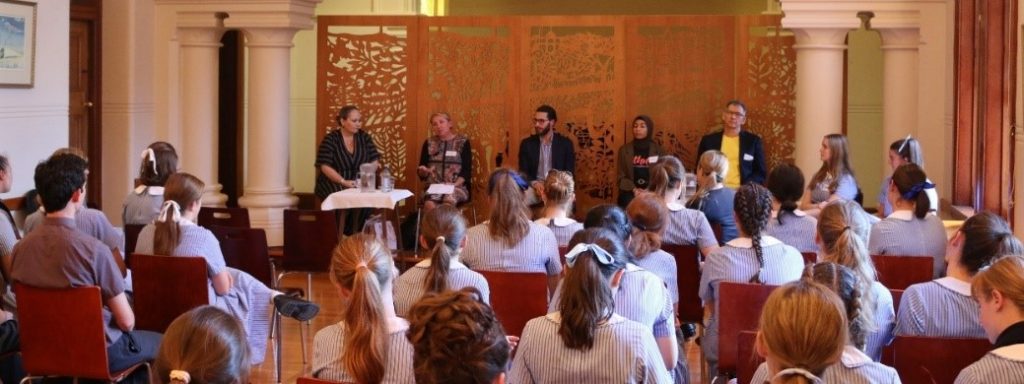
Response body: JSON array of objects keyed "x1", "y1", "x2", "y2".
[
  {"x1": 724, "y1": 111, "x2": 746, "y2": 118},
  {"x1": 533, "y1": 118, "x2": 550, "y2": 124}
]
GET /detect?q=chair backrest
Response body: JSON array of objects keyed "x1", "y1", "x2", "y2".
[
  {"x1": 871, "y1": 255, "x2": 933, "y2": 290},
  {"x1": 209, "y1": 226, "x2": 274, "y2": 287},
  {"x1": 131, "y1": 254, "x2": 209, "y2": 332},
  {"x1": 718, "y1": 282, "x2": 779, "y2": 375},
  {"x1": 197, "y1": 207, "x2": 251, "y2": 229},
  {"x1": 477, "y1": 270, "x2": 548, "y2": 338},
  {"x1": 800, "y1": 252, "x2": 817, "y2": 265},
  {"x1": 661, "y1": 244, "x2": 702, "y2": 324},
  {"x1": 297, "y1": 377, "x2": 354, "y2": 384},
  {"x1": 736, "y1": 330, "x2": 764, "y2": 384},
  {"x1": 14, "y1": 284, "x2": 112, "y2": 379},
  {"x1": 123, "y1": 223, "x2": 145, "y2": 256},
  {"x1": 891, "y1": 289, "x2": 904, "y2": 314},
  {"x1": 283, "y1": 209, "x2": 339, "y2": 272},
  {"x1": 881, "y1": 336, "x2": 991, "y2": 384}
]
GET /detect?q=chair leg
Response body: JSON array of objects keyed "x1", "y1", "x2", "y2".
[
  {"x1": 276, "y1": 313, "x2": 283, "y2": 384},
  {"x1": 299, "y1": 317, "x2": 308, "y2": 365},
  {"x1": 413, "y1": 207, "x2": 423, "y2": 254}
]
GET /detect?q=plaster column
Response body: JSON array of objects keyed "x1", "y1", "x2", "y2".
[
  {"x1": 178, "y1": 15, "x2": 227, "y2": 206},
  {"x1": 237, "y1": 28, "x2": 301, "y2": 246},
  {"x1": 879, "y1": 28, "x2": 920, "y2": 176},
  {"x1": 791, "y1": 28, "x2": 850, "y2": 180}
]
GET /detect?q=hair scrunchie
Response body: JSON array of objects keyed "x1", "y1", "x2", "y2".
[
  {"x1": 901, "y1": 181, "x2": 935, "y2": 200},
  {"x1": 509, "y1": 172, "x2": 530, "y2": 192},
  {"x1": 141, "y1": 148, "x2": 158, "y2": 175},
  {"x1": 160, "y1": 200, "x2": 182, "y2": 223},
  {"x1": 169, "y1": 370, "x2": 191, "y2": 384},
  {"x1": 773, "y1": 368, "x2": 823, "y2": 383}
]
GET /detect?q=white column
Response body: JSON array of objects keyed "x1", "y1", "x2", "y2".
[
  {"x1": 178, "y1": 20, "x2": 227, "y2": 206},
  {"x1": 879, "y1": 28, "x2": 920, "y2": 176},
  {"x1": 791, "y1": 28, "x2": 849, "y2": 180},
  {"x1": 237, "y1": 28, "x2": 301, "y2": 246}
]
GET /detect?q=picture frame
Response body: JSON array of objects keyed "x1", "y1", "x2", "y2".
[{"x1": 0, "y1": 0, "x2": 36, "y2": 87}]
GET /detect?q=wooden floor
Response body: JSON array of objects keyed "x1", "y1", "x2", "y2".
[{"x1": 251, "y1": 273, "x2": 705, "y2": 384}]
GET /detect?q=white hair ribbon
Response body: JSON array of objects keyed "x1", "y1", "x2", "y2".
[
  {"x1": 141, "y1": 148, "x2": 158, "y2": 175},
  {"x1": 169, "y1": 370, "x2": 191, "y2": 384},
  {"x1": 773, "y1": 368, "x2": 823, "y2": 383},
  {"x1": 564, "y1": 243, "x2": 614, "y2": 267},
  {"x1": 160, "y1": 200, "x2": 182, "y2": 223},
  {"x1": 896, "y1": 134, "x2": 913, "y2": 153}
]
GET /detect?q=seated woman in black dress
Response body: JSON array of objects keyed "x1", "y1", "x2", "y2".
[
  {"x1": 417, "y1": 112, "x2": 471, "y2": 212},
  {"x1": 315, "y1": 105, "x2": 380, "y2": 234}
]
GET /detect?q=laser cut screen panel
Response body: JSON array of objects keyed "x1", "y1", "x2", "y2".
[{"x1": 317, "y1": 15, "x2": 794, "y2": 217}]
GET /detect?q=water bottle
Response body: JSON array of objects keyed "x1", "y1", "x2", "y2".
[{"x1": 380, "y1": 166, "x2": 394, "y2": 192}]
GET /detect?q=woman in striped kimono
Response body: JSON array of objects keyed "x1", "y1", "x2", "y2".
[
  {"x1": 510, "y1": 228, "x2": 672, "y2": 383},
  {"x1": 956, "y1": 255, "x2": 1024, "y2": 383},
  {"x1": 393, "y1": 204, "x2": 489, "y2": 317},
  {"x1": 313, "y1": 234, "x2": 415, "y2": 383},
  {"x1": 135, "y1": 173, "x2": 319, "y2": 365},
  {"x1": 315, "y1": 105, "x2": 381, "y2": 234},
  {"x1": 751, "y1": 263, "x2": 902, "y2": 383},
  {"x1": 897, "y1": 212, "x2": 1023, "y2": 339}
]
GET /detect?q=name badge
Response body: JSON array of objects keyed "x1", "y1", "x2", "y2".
[
  {"x1": 647, "y1": 156, "x2": 659, "y2": 164},
  {"x1": 743, "y1": 153, "x2": 754, "y2": 161},
  {"x1": 445, "y1": 150, "x2": 458, "y2": 158}
]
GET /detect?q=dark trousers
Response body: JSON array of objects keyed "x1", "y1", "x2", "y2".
[
  {"x1": 107, "y1": 330, "x2": 162, "y2": 384},
  {"x1": 0, "y1": 320, "x2": 23, "y2": 384}
]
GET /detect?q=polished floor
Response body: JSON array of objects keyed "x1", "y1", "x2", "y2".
[{"x1": 251, "y1": 273, "x2": 705, "y2": 384}]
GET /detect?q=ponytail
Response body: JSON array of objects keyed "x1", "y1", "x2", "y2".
[
  {"x1": 558, "y1": 229, "x2": 627, "y2": 350},
  {"x1": 419, "y1": 205, "x2": 467, "y2": 294},
  {"x1": 688, "y1": 151, "x2": 727, "y2": 208},
  {"x1": 625, "y1": 194, "x2": 667, "y2": 259},
  {"x1": 331, "y1": 234, "x2": 394, "y2": 384},
  {"x1": 154, "y1": 173, "x2": 204, "y2": 256},
  {"x1": 648, "y1": 156, "x2": 684, "y2": 200},
  {"x1": 425, "y1": 236, "x2": 453, "y2": 293},
  {"x1": 765, "y1": 163, "x2": 806, "y2": 225},
  {"x1": 891, "y1": 163, "x2": 933, "y2": 219}
]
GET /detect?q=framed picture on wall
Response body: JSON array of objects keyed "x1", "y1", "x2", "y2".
[{"x1": 0, "y1": 0, "x2": 36, "y2": 87}]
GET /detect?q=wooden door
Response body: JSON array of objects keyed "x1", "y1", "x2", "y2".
[{"x1": 69, "y1": 0, "x2": 102, "y2": 208}]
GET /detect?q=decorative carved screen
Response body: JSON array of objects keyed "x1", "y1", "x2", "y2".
[{"x1": 317, "y1": 15, "x2": 795, "y2": 218}]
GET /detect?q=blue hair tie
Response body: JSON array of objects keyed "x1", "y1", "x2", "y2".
[
  {"x1": 509, "y1": 172, "x2": 529, "y2": 192},
  {"x1": 901, "y1": 181, "x2": 935, "y2": 200}
]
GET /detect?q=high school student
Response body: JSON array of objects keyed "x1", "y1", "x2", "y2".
[
  {"x1": 869, "y1": 163, "x2": 947, "y2": 278},
  {"x1": 765, "y1": 163, "x2": 818, "y2": 253},
  {"x1": 648, "y1": 155, "x2": 717, "y2": 255},
  {"x1": 803, "y1": 133, "x2": 858, "y2": 217},
  {"x1": 123, "y1": 142, "x2": 177, "y2": 225},
  {"x1": 535, "y1": 170, "x2": 583, "y2": 247},
  {"x1": 956, "y1": 256, "x2": 1024, "y2": 383}
]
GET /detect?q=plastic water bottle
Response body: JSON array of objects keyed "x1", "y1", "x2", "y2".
[{"x1": 380, "y1": 166, "x2": 394, "y2": 192}]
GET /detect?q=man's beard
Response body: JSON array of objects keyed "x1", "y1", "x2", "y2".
[{"x1": 537, "y1": 125, "x2": 551, "y2": 136}]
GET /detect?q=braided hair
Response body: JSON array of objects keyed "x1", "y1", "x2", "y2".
[
  {"x1": 804, "y1": 262, "x2": 871, "y2": 350},
  {"x1": 734, "y1": 184, "x2": 773, "y2": 283}
]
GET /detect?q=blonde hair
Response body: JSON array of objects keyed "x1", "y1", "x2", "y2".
[
  {"x1": 486, "y1": 169, "x2": 530, "y2": 247},
  {"x1": 625, "y1": 194, "x2": 668, "y2": 258},
  {"x1": 155, "y1": 306, "x2": 250, "y2": 384},
  {"x1": 810, "y1": 134, "x2": 855, "y2": 194},
  {"x1": 816, "y1": 201, "x2": 878, "y2": 331},
  {"x1": 329, "y1": 234, "x2": 395, "y2": 384},
  {"x1": 972, "y1": 255, "x2": 1024, "y2": 313},
  {"x1": 687, "y1": 150, "x2": 728, "y2": 208},
  {"x1": 154, "y1": 173, "x2": 205, "y2": 256},
  {"x1": 419, "y1": 205, "x2": 467, "y2": 293},
  {"x1": 804, "y1": 262, "x2": 872, "y2": 351},
  {"x1": 647, "y1": 155, "x2": 685, "y2": 199},
  {"x1": 542, "y1": 170, "x2": 575, "y2": 211},
  {"x1": 758, "y1": 281, "x2": 847, "y2": 384}
]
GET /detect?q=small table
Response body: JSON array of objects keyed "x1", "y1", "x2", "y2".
[{"x1": 321, "y1": 188, "x2": 414, "y2": 249}]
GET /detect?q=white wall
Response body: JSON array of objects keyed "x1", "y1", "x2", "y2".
[{"x1": 0, "y1": 0, "x2": 70, "y2": 198}]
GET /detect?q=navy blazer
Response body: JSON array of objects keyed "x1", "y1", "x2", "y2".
[
  {"x1": 696, "y1": 130, "x2": 767, "y2": 185},
  {"x1": 518, "y1": 132, "x2": 576, "y2": 181}
]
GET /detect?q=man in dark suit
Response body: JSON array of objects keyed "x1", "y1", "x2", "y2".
[
  {"x1": 518, "y1": 105, "x2": 575, "y2": 190},
  {"x1": 696, "y1": 100, "x2": 767, "y2": 187}
]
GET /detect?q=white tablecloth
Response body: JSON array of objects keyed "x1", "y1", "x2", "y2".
[{"x1": 320, "y1": 188, "x2": 414, "y2": 210}]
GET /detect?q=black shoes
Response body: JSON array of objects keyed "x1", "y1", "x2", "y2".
[{"x1": 273, "y1": 294, "x2": 320, "y2": 321}]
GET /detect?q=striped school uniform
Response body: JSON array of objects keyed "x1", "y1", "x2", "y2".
[
  {"x1": 509, "y1": 312, "x2": 673, "y2": 383},
  {"x1": 878, "y1": 175, "x2": 940, "y2": 217},
  {"x1": 865, "y1": 281, "x2": 896, "y2": 361},
  {"x1": 868, "y1": 210, "x2": 948, "y2": 278},
  {"x1": 751, "y1": 346, "x2": 902, "y2": 383},
  {"x1": 896, "y1": 277, "x2": 985, "y2": 338},
  {"x1": 662, "y1": 202, "x2": 718, "y2": 249},
  {"x1": 136, "y1": 221, "x2": 275, "y2": 364},
  {"x1": 955, "y1": 322, "x2": 1024, "y2": 384},
  {"x1": 634, "y1": 249, "x2": 679, "y2": 305},
  {"x1": 548, "y1": 263, "x2": 675, "y2": 339},
  {"x1": 809, "y1": 173, "x2": 858, "y2": 204},
  {"x1": 765, "y1": 209, "x2": 818, "y2": 253},
  {"x1": 392, "y1": 258, "x2": 490, "y2": 317},
  {"x1": 313, "y1": 318, "x2": 416, "y2": 383},
  {"x1": 122, "y1": 185, "x2": 164, "y2": 225},
  {"x1": 534, "y1": 217, "x2": 584, "y2": 247},
  {"x1": 461, "y1": 221, "x2": 561, "y2": 276},
  {"x1": 698, "y1": 236, "x2": 805, "y2": 374}
]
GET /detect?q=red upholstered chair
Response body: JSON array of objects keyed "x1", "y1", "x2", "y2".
[
  {"x1": 717, "y1": 282, "x2": 779, "y2": 376},
  {"x1": 881, "y1": 336, "x2": 991, "y2": 384},
  {"x1": 14, "y1": 283, "x2": 152, "y2": 382},
  {"x1": 131, "y1": 254, "x2": 209, "y2": 332},
  {"x1": 280, "y1": 209, "x2": 339, "y2": 295},
  {"x1": 209, "y1": 226, "x2": 275, "y2": 287},
  {"x1": 891, "y1": 289, "x2": 904, "y2": 313},
  {"x1": 800, "y1": 252, "x2": 817, "y2": 265},
  {"x1": 477, "y1": 270, "x2": 548, "y2": 338},
  {"x1": 197, "y1": 207, "x2": 251, "y2": 229},
  {"x1": 661, "y1": 244, "x2": 702, "y2": 324},
  {"x1": 297, "y1": 377, "x2": 353, "y2": 384},
  {"x1": 123, "y1": 223, "x2": 145, "y2": 256},
  {"x1": 871, "y1": 255, "x2": 933, "y2": 290},
  {"x1": 736, "y1": 330, "x2": 765, "y2": 384}
]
